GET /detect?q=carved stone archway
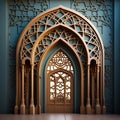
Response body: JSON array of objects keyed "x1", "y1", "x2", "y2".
[{"x1": 15, "y1": 6, "x2": 106, "y2": 114}]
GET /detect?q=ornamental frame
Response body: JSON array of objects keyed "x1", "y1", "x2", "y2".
[{"x1": 15, "y1": 6, "x2": 106, "y2": 114}]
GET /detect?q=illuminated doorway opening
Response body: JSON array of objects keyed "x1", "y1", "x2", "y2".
[{"x1": 46, "y1": 50, "x2": 74, "y2": 113}]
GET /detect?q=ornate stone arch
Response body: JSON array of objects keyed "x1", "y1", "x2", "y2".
[{"x1": 15, "y1": 6, "x2": 106, "y2": 114}]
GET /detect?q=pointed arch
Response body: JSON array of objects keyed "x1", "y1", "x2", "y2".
[
  {"x1": 15, "y1": 5, "x2": 106, "y2": 114},
  {"x1": 38, "y1": 39, "x2": 83, "y2": 73},
  {"x1": 36, "y1": 39, "x2": 84, "y2": 113},
  {"x1": 16, "y1": 5, "x2": 104, "y2": 63},
  {"x1": 31, "y1": 24, "x2": 89, "y2": 64}
]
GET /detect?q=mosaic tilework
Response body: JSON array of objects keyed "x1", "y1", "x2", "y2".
[
  {"x1": 9, "y1": 0, "x2": 49, "y2": 34},
  {"x1": 71, "y1": 0, "x2": 112, "y2": 34}
]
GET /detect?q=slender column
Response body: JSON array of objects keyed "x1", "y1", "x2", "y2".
[
  {"x1": 14, "y1": 63, "x2": 19, "y2": 114},
  {"x1": 20, "y1": 64, "x2": 25, "y2": 114},
  {"x1": 80, "y1": 72, "x2": 85, "y2": 113},
  {"x1": 100, "y1": 66, "x2": 103, "y2": 107},
  {"x1": 36, "y1": 74, "x2": 41, "y2": 114},
  {"x1": 38, "y1": 75, "x2": 41, "y2": 113},
  {"x1": 91, "y1": 71, "x2": 95, "y2": 113},
  {"x1": 95, "y1": 64, "x2": 101, "y2": 114},
  {"x1": 25, "y1": 67, "x2": 30, "y2": 114},
  {"x1": 30, "y1": 64, "x2": 35, "y2": 114},
  {"x1": 102, "y1": 63, "x2": 106, "y2": 114},
  {"x1": 19, "y1": 67, "x2": 22, "y2": 111},
  {"x1": 86, "y1": 64, "x2": 91, "y2": 114}
]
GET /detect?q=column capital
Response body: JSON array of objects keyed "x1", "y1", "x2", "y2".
[
  {"x1": 22, "y1": 63, "x2": 25, "y2": 66},
  {"x1": 31, "y1": 63, "x2": 34, "y2": 67},
  {"x1": 87, "y1": 63, "x2": 90, "y2": 66}
]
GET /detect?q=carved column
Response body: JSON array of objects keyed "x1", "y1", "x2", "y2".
[
  {"x1": 80, "y1": 73, "x2": 85, "y2": 113},
  {"x1": 91, "y1": 71, "x2": 95, "y2": 113},
  {"x1": 86, "y1": 64, "x2": 91, "y2": 114},
  {"x1": 14, "y1": 63, "x2": 19, "y2": 114},
  {"x1": 102, "y1": 63, "x2": 106, "y2": 114},
  {"x1": 20, "y1": 63, "x2": 25, "y2": 114},
  {"x1": 38, "y1": 75, "x2": 41, "y2": 113},
  {"x1": 30, "y1": 64, "x2": 35, "y2": 114},
  {"x1": 95, "y1": 64, "x2": 101, "y2": 114},
  {"x1": 25, "y1": 66, "x2": 30, "y2": 114},
  {"x1": 100, "y1": 66, "x2": 103, "y2": 110},
  {"x1": 36, "y1": 72, "x2": 41, "y2": 114}
]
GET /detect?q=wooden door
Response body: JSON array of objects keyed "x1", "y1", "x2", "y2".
[{"x1": 46, "y1": 50, "x2": 74, "y2": 113}]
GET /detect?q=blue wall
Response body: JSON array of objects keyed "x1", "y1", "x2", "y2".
[
  {"x1": 0, "y1": 0, "x2": 8, "y2": 114},
  {"x1": 114, "y1": 0, "x2": 120, "y2": 114},
  {"x1": 0, "y1": 0, "x2": 120, "y2": 114}
]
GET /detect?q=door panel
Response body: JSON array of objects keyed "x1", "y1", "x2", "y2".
[{"x1": 46, "y1": 50, "x2": 74, "y2": 113}]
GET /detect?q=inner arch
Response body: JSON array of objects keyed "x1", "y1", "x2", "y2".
[
  {"x1": 39, "y1": 40, "x2": 81, "y2": 113},
  {"x1": 32, "y1": 24, "x2": 89, "y2": 64}
]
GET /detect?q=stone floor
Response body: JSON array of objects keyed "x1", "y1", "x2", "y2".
[{"x1": 0, "y1": 114, "x2": 120, "y2": 120}]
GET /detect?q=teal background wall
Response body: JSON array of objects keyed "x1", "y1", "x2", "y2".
[
  {"x1": 0, "y1": 0, "x2": 120, "y2": 114},
  {"x1": 0, "y1": 0, "x2": 8, "y2": 114},
  {"x1": 114, "y1": 0, "x2": 120, "y2": 114}
]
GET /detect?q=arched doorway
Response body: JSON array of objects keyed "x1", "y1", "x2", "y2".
[
  {"x1": 46, "y1": 50, "x2": 74, "y2": 113},
  {"x1": 38, "y1": 30, "x2": 84, "y2": 113},
  {"x1": 40, "y1": 40, "x2": 82, "y2": 113},
  {"x1": 15, "y1": 6, "x2": 106, "y2": 114}
]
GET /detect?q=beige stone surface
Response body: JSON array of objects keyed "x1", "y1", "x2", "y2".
[{"x1": 0, "y1": 114, "x2": 120, "y2": 120}]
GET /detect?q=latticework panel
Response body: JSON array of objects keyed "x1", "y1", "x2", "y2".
[
  {"x1": 20, "y1": 7, "x2": 102, "y2": 61},
  {"x1": 71, "y1": 0, "x2": 113, "y2": 34},
  {"x1": 47, "y1": 50, "x2": 73, "y2": 105},
  {"x1": 47, "y1": 50, "x2": 74, "y2": 74},
  {"x1": 34, "y1": 27, "x2": 87, "y2": 66},
  {"x1": 34, "y1": 27, "x2": 88, "y2": 87}
]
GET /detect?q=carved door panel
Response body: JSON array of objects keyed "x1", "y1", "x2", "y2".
[{"x1": 46, "y1": 50, "x2": 74, "y2": 113}]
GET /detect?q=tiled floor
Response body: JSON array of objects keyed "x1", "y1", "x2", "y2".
[{"x1": 0, "y1": 114, "x2": 120, "y2": 120}]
